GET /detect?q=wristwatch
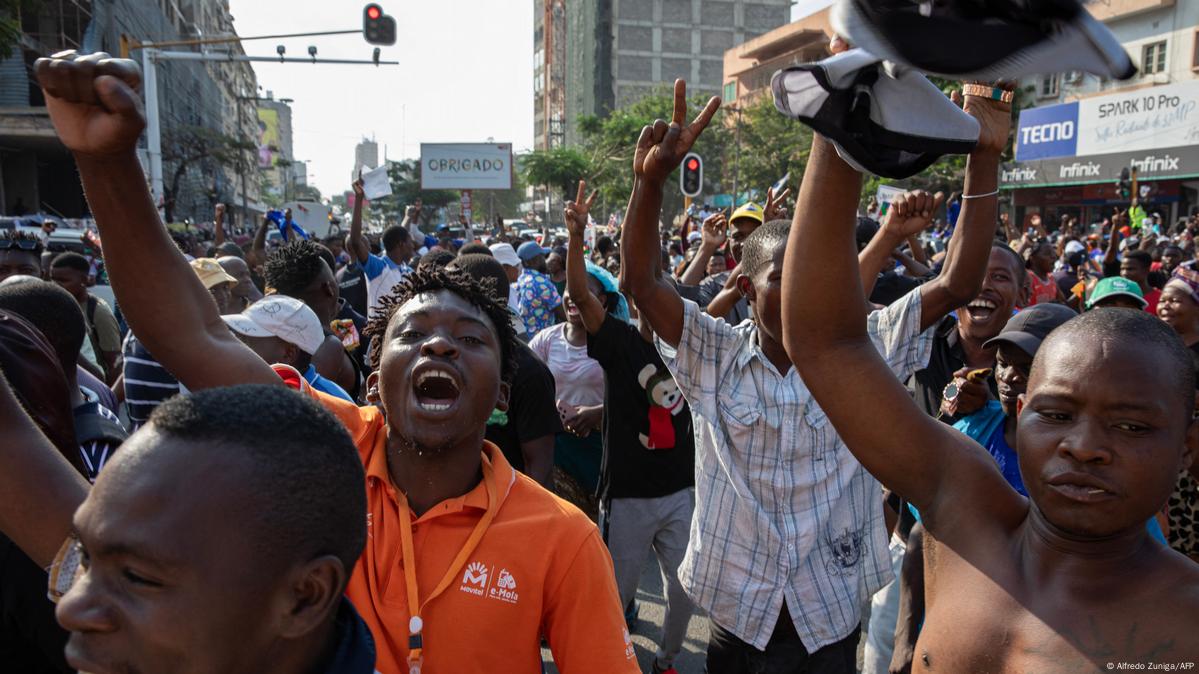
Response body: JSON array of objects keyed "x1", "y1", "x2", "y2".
[
  {"x1": 942, "y1": 380, "x2": 960, "y2": 403},
  {"x1": 961, "y1": 83, "x2": 1014, "y2": 104}
]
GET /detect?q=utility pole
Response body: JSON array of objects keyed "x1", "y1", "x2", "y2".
[
  {"x1": 132, "y1": 45, "x2": 398, "y2": 216},
  {"x1": 731, "y1": 105, "x2": 743, "y2": 209}
]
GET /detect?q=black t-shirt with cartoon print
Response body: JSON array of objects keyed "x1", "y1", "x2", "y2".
[{"x1": 587, "y1": 313, "x2": 695, "y2": 501}]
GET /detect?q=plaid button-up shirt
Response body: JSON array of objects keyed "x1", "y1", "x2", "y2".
[{"x1": 657, "y1": 289, "x2": 932, "y2": 651}]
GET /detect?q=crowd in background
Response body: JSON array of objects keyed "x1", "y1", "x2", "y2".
[{"x1": 0, "y1": 45, "x2": 1196, "y2": 674}]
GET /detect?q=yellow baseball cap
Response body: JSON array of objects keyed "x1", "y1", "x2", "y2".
[
  {"x1": 731, "y1": 202, "x2": 764, "y2": 224},
  {"x1": 190, "y1": 257, "x2": 237, "y2": 290}
]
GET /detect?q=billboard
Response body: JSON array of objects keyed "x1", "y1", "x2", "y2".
[
  {"x1": 420, "y1": 143, "x2": 512, "y2": 190},
  {"x1": 257, "y1": 108, "x2": 280, "y2": 168},
  {"x1": 1014, "y1": 81, "x2": 1199, "y2": 162},
  {"x1": 1014, "y1": 102, "x2": 1078, "y2": 161},
  {"x1": 1002, "y1": 144, "x2": 1199, "y2": 188}
]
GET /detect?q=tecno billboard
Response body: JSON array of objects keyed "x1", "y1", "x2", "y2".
[
  {"x1": 1016, "y1": 81, "x2": 1199, "y2": 161},
  {"x1": 420, "y1": 143, "x2": 513, "y2": 190},
  {"x1": 1007, "y1": 80, "x2": 1199, "y2": 187}
]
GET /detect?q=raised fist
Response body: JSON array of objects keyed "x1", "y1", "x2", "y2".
[{"x1": 35, "y1": 51, "x2": 145, "y2": 158}]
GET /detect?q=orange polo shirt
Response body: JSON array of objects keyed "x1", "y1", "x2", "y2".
[{"x1": 278, "y1": 366, "x2": 638, "y2": 674}]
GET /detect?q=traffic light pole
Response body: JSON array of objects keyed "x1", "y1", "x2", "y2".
[
  {"x1": 138, "y1": 46, "x2": 399, "y2": 215},
  {"x1": 143, "y1": 48, "x2": 164, "y2": 212}
]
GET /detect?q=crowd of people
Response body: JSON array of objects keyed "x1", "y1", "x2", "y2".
[{"x1": 0, "y1": 44, "x2": 1196, "y2": 674}]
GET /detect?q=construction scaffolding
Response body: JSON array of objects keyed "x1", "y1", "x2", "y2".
[
  {"x1": 17, "y1": 0, "x2": 94, "y2": 55},
  {"x1": 533, "y1": 0, "x2": 566, "y2": 151}
]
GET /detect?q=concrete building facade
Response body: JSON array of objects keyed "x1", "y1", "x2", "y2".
[
  {"x1": 0, "y1": 0, "x2": 264, "y2": 224},
  {"x1": 721, "y1": 7, "x2": 832, "y2": 109},
  {"x1": 257, "y1": 94, "x2": 294, "y2": 201},
  {"x1": 354, "y1": 137, "x2": 379, "y2": 177},
  {"x1": 1023, "y1": 0, "x2": 1199, "y2": 107},
  {"x1": 560, "y1": 0, "x2": 792, "y2": 145}
]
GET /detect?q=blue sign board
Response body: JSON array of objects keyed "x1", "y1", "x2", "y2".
[{"x1": 1015, "y1": 101, "x2": 1079, "y2": 161}]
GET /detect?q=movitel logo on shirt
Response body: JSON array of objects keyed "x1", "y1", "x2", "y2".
[{"x1": 460, "y1": 562, "x2": 488, "y2": 596}]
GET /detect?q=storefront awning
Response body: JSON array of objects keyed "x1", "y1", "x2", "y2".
[{"x1": 1001, "y1": 145, "x2": 1199, "y2": 189}]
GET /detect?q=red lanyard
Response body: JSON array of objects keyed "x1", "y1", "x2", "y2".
[{"x1": 398, "y1": 455, "x2": 497, "y2": 674}]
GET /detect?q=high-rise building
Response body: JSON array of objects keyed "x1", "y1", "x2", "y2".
[
  {"x1": 533, "y1": 0, "x2": 567, "y2": 150},
  {"x1": 559, "y1": 0, "x2": 792, "y2": 145},
  {"x1": 353, "y1": 138, "x2": 379, "y2": 181},
  {"x1": 257, "y1": 94, "x2": 296, "y2": 200}
]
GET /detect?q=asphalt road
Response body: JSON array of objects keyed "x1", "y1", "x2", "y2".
[
  {"x1": 543, "y1": 558, "x2": 871, "y2": 673},
  {"x1": 542, "y1": 557, "x2": 710, "y2": 673}
]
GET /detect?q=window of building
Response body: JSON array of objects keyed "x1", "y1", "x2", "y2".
[
  {"x1": 1038, "y1": 73, "x2": 1059, "y2": 98},
  {"x1": 1142, "y1": 40, "x2": 1167, "y2": 75},
  {"x1": 723, "y1": 81, "x2": 736, "y2": 103},
  {"x1": 1192, "y1": 30, "x2": 1199, "y2": 69}
]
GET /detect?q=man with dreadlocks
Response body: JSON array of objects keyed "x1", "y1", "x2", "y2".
[
  {"x1": 37, "y1": 53, "x2": 638, "y2": 674},
  {"x1": 264, "y1": 239, "x2": 364, "y2": 399}
]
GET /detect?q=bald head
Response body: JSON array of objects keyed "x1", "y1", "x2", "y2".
[
  {"x1": 1034, "y1": 308, "x2": 1195, "y2": 422},
  {"x1": 218, "y1": 256, "x2": 262, "y2": 310}
]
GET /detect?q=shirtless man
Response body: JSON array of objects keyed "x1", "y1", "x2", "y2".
[{"x1": 781, "y1": 128, "x2": 1199, "y2": 670}]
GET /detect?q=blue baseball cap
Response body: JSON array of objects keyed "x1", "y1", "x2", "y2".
[{"x1": 517, "y1": 241, "x2": 550, "y2": 262}]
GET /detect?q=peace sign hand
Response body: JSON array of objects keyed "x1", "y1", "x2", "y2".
[
  {"x1": 634, "y1": 79, "x2": 721, "y2": 185},
  {"x1": 564, "y1": 180, "x2": 598, "y2": 239},
  {"x1": 763, "y1": 186, "x2": 791, "y2": 222}
]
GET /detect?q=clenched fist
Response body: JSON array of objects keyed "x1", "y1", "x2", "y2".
[{"x1": 35, "y1": 51, "x2": 145, "y2": 158}]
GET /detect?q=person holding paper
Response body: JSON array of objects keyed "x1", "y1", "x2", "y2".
[{"x1": 348, "y1": 173, "x2": 414, "y2": 318}]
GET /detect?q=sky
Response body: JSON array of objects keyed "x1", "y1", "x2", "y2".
[{"x1": 228, "y1": 0, "x2": 535, "y2": 200}]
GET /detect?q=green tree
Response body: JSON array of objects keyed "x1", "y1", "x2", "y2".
[
  {"x1": 522, "y1": 147, "x2": 590, "y2": 201},
  {"x1": 728, "y1": 95, "x2": 813, "y2": 207},
  {"x1": 362, "y1": 159, "x2": 458, "y2": 228},
  {"x1": 162, "y1": 125, "x2": 256, "y2": 223},
  {"x1": 577, "y1": 85, "x2": 732, "y2": 221},
  {"x1": 478, "y1": 160, "x2": 527, "y2": 223},
  {"x1": 859, "y1": 81, "x2": 1036, "y2": 207},
  {"x1": 0, "y1": 1, "x2": 40, "y2": 59}
]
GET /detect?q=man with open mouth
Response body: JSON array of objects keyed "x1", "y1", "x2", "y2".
[
  {"x1": 30, "y1": 52, "x2": 637, "y2": 674},
  {"x1": 910, "y1": 240, "x2": 1029, "y2": 423}
]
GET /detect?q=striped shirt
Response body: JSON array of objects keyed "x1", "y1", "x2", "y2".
[
  {"x1": 363, "y1": 253, "x2": 412, "y2": 317},
  {"x1": 75, "y1": 400, "x2": 123, "y2": 481},
  {"x1": 656, "y1": 290, "x2": 932, "y2": 652},
  {"x1": 122, "y1": 332, "x2": 184, "y2": 430}
]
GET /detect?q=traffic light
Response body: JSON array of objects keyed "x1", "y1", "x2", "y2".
[
  {"x1": 681, "y1": 152, "x2": 703, "y2": 197},
  {"x1": 363, "y1": 4, "x2": 396, "y2": 46},
  {"x1": 1117, "y1": 166, "x2": 1131, "y2": 200}
]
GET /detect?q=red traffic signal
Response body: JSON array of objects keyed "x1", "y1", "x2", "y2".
[
  {"x1": 681, "y1": 152, "x2": 703, "y2": 197},
  {"x1": 363, "y1": 4, "x2": 396, "y2": 46}
]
